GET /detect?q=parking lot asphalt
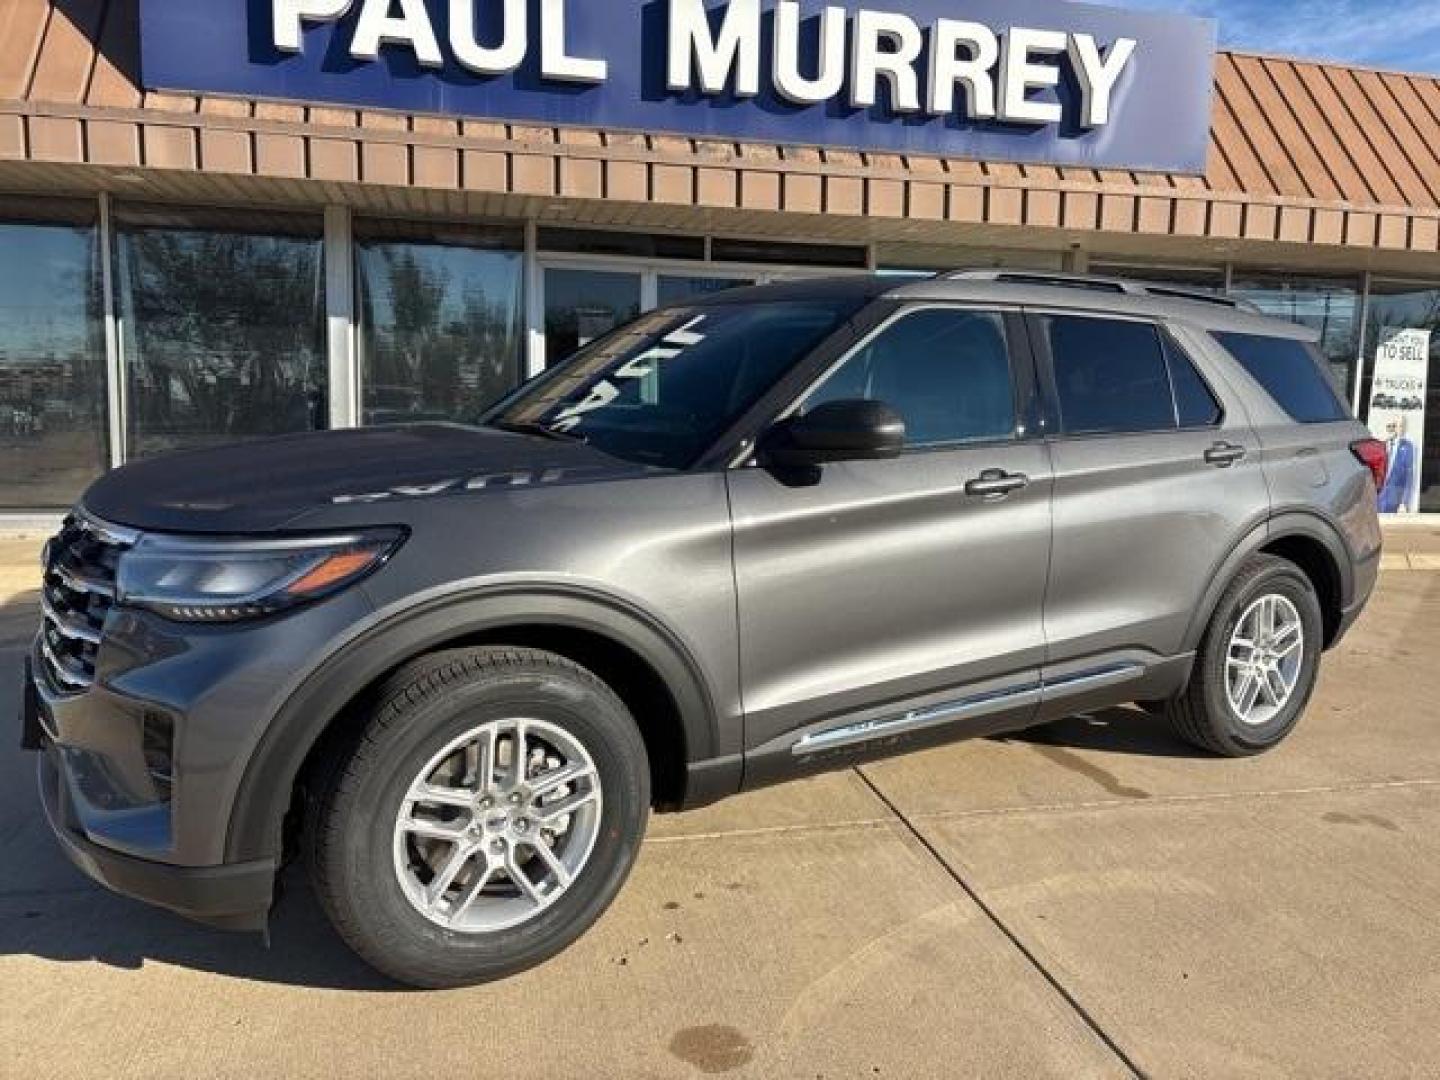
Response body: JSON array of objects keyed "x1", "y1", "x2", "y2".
[{"x1": 1, "y1": 531, "x2": 1438, "y2": 1079}]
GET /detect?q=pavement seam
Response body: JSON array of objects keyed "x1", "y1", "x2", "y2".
[
  {"x1": 643, "y1": 817, "x2": 896, "y2": 844},
  {"x1": 853, "y1": 767, "x2": 1149, "y2": 1080},
  {"x1": 907, "y1": 777, "x2": 1440, "y2": 825},
  {"x1": 641, "y1": 780, "x2": 1440, "y2": 847}
]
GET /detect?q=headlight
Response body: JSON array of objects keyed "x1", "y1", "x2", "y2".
[{"x1": 116, "y1": 529, "x2": 405, "y2": 622}]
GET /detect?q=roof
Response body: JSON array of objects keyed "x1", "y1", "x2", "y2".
[
  {"x1": 700, "y1": 271, "x2": 1316, "y2": 337},
  {"x1": 884, "y1": 273, "x2": 1318, "y2": 338},
  {"x1": 1, "y1": 3, "x2": 1438, "y2": 260}
]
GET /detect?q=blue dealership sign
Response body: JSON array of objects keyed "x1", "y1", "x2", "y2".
[{"x1": 139, "y1": 0, "x2": 1217, "y2": 174}]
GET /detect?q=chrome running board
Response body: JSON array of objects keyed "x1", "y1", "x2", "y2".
[{"x1": 792, "y1": 662, "x2": 1144, "y2": 756}]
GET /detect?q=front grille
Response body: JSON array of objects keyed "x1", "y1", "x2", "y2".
[{"x1": 38, "y1": 513, "x2": 138, "y2": 693}]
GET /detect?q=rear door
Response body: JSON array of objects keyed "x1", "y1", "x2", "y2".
[
  {"x1": 729, "y1": 305, "x2": 1054, "y2": 782},
  {"x1": 1031, "y1": 311, "x2": 1270, "y2": 705}
]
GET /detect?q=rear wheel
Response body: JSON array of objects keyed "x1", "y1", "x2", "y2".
[
  {"x1": 308, "y1": 647, "x2": 650, "y2": 988},
  {"x1": 1166, "y1": 555, "x2": 1324, "y2": 757}
]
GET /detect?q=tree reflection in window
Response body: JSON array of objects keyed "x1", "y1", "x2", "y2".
[
  {"x1": 0, "y1": 198, "x2": 108, "y2": 508},
  {"x1": 357, "y1": 222, "x2": 524, "y2": 427},
  {"x1": 116, "y1": 207, "x2": 327, "y2": 458}
]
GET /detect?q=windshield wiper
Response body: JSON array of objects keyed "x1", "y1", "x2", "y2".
[{"x1": 489, "y1": 419, "x2": 589, "y2": 444}]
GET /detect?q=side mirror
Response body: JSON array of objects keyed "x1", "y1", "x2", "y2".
[{"x1": 761, "y1": 399, "x2": 906, "y2": 470}]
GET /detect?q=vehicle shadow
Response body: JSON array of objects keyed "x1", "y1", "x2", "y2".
[
  {"x1": 0, "y1": 588, "x2": 403, "y2": 992},
  {"x1": 1, "y1": 581, "x2": 1207, "y2": 990},
  {"x1": 999, "y1": 705, "x2": 1214, "y2": 760}
]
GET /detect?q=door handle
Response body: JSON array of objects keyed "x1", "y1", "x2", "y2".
[
  {"x1": 1204, "y1": 442, "x2": 1248, "y2": 468},
  {"x1": 965, "y1": 469, "x2": 1030, "y2": 499}
]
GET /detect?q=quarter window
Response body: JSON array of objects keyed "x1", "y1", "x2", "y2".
[
  {"x1": 804, "y1": 309, "x2": 1017, "y2": 447},
  {"x1": 1043, "y1": 316, "x2": 1175, "y2": 435},
  {"x1": 1213, "y1": 332, "x2": 1350, "y2": 424}
]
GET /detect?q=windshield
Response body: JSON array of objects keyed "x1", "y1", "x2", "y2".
[{"x1": 486, "y1": 299, "x2": 862, "y2": 468}]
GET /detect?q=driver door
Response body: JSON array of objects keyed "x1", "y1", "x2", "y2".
[{"x1": 728, "y1": 306, "x2": 1054, "y2": 782}]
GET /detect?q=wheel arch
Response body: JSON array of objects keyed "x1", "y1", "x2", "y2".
[
  {"x1": 1184, "y1": 511, "x2": 1354, "y2": 654},
  {"x1": 224, "y1": 586, "x2": 731, "y2": 866}
]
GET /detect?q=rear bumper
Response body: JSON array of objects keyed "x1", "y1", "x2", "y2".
[
  {"x1": 1331, "y1": 546, "x2": 1382, "y2": 649},
  {"x1": 38, "y1": 744, "x2": 275, "y2": 931},
  {"x1": 1333, "y1": 596, "x2": 1369, "y2": 648}
]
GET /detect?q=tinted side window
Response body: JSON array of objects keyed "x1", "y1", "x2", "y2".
[
  {"x1": 1043, "y1": 316, "x2": 1176, "y2": 435},
  {"x1": 1165, "y1": 337, "x2": 1223, "y2": 428},
  {"x1": 1213, "y1": 332, "x2": 1350, "y2": 423},
  {"x1": 804, "y1": 309, "x2": 1016, "y2": 446}
]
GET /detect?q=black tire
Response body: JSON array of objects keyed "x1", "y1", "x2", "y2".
[
  {"x1": 1165, "y1": 555, "x2": 1325, "y2": 757},
  {"x1": 307, "y1": 646, "x2": 650, "y2": 989}
]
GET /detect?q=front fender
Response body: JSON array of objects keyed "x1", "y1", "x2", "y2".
[{"x1": 223, "y1": 584, "x2": 726, "y2": 864}]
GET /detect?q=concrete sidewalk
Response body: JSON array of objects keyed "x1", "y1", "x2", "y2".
[
  {"x1": 1, "y1": 543, "x2": 1438, "y2": 1078},
  {"x1": 1379, "y1": 524, "x2": 1440, "y2": 571}
]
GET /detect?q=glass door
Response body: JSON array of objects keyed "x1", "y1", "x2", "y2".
[
  {"x1": 656, "y1": 273, "x2": 754, "y2": 307},
  {"x1": 537, "y1": 256, "x2": 837, "y2": 372},
  {"x1": 543, "y1": 267, "x2": 643, "y2": 369}
]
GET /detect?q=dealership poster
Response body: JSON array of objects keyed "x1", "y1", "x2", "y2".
[{"x1": 1368, "y1": 328, "x2": 1430, "y2": 514}]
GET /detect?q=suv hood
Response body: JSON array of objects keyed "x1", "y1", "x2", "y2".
[{"x1": 82, "y1": 424, "x2": 641, "y2": 534}]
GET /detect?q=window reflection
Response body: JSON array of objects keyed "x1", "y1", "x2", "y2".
[
  {"x1": 1230, "y1": 275, "x2": 1361, "y2": 400},
  {"x1": 116, "y1": 206, "x2": 327, "y2": 458},
  {"x1": 0, "y1": 198, "x2": 108, "y2": 509},
  {"x1": 544, "y1": 269, "x2": 642, "y2": 368},
  {"x1": 657, "y1": 276, "x2": 752, "y2": 307},
  {"x1": 1091, "y1": 263, "x2": 1227, "y2": 293},
  {"x1": 805, "y1": 309, "x2": 1016, "y2": 445},
  {"x1": 357, "y1": 221, "x2": 525, "y2": 426}
]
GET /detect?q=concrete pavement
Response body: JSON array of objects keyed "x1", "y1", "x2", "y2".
[
  {"x1": 0, "y1": 535, "x2": 1437, "y2": 1078},
  {"x1": 1378, "y1": 523, "x2": 1440, "y2": 571}
]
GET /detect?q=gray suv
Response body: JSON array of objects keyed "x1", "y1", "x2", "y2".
[{"x1": 23, "y1": 272, "x2": 1384, "y2": 987}]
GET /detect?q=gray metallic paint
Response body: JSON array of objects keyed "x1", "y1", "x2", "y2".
[
  {"x1": 29, "y1": 273, "x2": 1384, "y2": 925},
  {"x1": 1034, "y1": 313, "x2": 1272, "y2": 666}
]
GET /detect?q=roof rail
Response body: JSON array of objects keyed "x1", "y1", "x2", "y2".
[{"x1": 939, "y1": 269, "x2": 1263, "y2": 314}]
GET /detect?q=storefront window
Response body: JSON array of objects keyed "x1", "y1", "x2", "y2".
[
  {"x1": 115, "y1": 206, "x2": 327, "y2": 458},
  {"x1": 544, "y1": 268, "x2": 642, "y2": 368},
  {"x1": 657, "y1": 275, "x2": 753, "y2": 306},
  {"x1": 540, "y1": 227, "x2": 704, "y2": 261},
  {"x1": 357, "y1": 220, "x2": 525, "y2": 426},
  {"x1": 0, "y1": 197, "x2": 108, "y2": 509},
  {"x1": 1229, "y1": 275, "x2": 1362, "y2": 402},
  {"x1": 1362, "y1": 282, "x2": 1440, "y2": 514},
  {"x1": 711, "y1": 237, "x2": 868, "y2": 269},
  {"x1": 1091, "y1": 263, "x2": 1226, "y2": 292},
  {"x1": 874, "y1": 247, "x2": 1065, "y2": 273}
]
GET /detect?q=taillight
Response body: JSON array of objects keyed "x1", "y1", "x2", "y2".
[{"x1": 1351, "y1": 438, "x2": 1388, "y2": 492}]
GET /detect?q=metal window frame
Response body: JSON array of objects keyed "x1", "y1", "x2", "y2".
[
  {"x1": 1352, "y1": 270, "x2": 1374, "y2": 419},
  {"x1": 324, "y1": 205, "x2": 358, "y2": 429},
  {"x1": 97, "y1": 192, "x2": 126, "y2": 469}
]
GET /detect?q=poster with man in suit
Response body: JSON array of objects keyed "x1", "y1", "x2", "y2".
[{"x1": 1368, "y1": 328, "x2": 1429, "y2": 515}]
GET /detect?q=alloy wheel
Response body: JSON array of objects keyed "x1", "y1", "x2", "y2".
[
  {"x1": 1225, "y1": 593, "x2": 1306, "y2": 727},
  {"x1": 392, "y1": 718, "x2": 603, "y2": 933}
]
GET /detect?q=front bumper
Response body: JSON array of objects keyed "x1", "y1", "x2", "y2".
[
  {"x1": 38, "y1": 742, "x2": 275, "y2": 930},
  {"x1": 24, "y1": 574, "x2": 375, "y2": 928}
]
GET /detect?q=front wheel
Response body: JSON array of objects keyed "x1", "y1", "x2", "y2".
[
  {"x1": 308, "y1": 647, "x2": 650, "y2": 988},
  {"x1": 1165, "y1": 555, "x2": 1325, "y2": 757}
]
